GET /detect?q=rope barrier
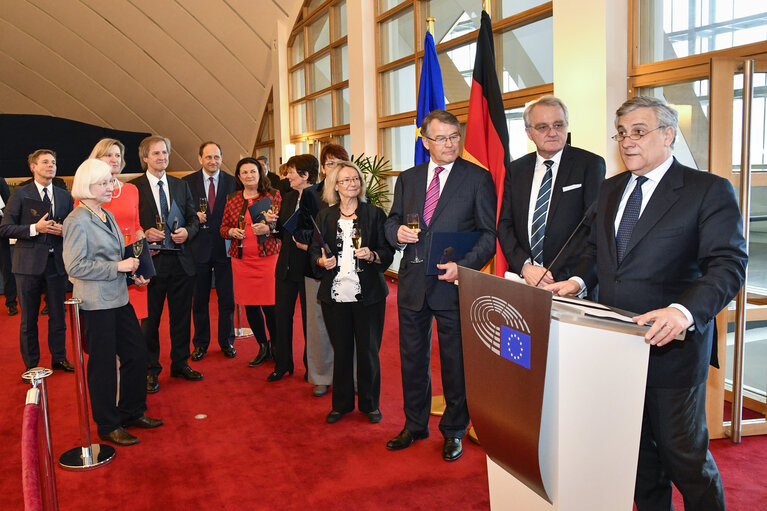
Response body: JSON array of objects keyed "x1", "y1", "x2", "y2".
[
  {"x1": 22, "y1": 395, "x2": 42, "y2": 511},
  {"x1": 21, "y1": 368, "x2": 58, "y2": 511}
]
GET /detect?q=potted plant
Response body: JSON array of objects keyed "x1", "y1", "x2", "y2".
[{"x1": 351, "y1": 153, "x2": 391, "y2": 212}]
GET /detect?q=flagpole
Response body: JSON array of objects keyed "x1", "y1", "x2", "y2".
[
  {"x1": 482, "y1": 0, "x2": 490, "y2": 16},
  {"x1": 426, "y1": 17, "x2": 434, "y2": 35}
]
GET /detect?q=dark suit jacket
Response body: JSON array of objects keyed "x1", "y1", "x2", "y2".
[
  {"x1": 274, "y1": 185, "x2": 321, "y2": 282},
  {"x1": 309, "y1": 202, "x2": 394, "y2": 306},
  {"x1": 0, "y1": 181, "x2": 74, "y2": 275},
  {"x1": 384, "y1": 157, "x2": 497, "y2": 311},
  {"x1": 129, "y1": 173, "x2": 199, "y2": 276},
  {"x1": 183, "y1": 169, "x2": 235, "y2": 264},
  {"x1": 0, "y1": 177, "x2": 10, "y2": 207},
  {"x1": 575, "y1": 159, "x2": 747, "y2": 388},
  {"x1": 498, "y1": 144, "x2": 605, "y2": 280},
  {"x1": 267, "y1": 172, "x2": 281, "y2": 190}
]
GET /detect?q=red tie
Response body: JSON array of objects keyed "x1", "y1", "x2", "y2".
[
  {"x1": 423, "y1": 166, "x2": 443, "y2": 226},
  {"x1": 207, "y1": 177, "x2": 216, "y2": 212}
]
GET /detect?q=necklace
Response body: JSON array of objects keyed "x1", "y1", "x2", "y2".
[
  {"x1": 81, "y1": 202, "x2": 106, "y2": 222},
  {"x1": 339, "y1": 201, "x2": 357, "y2": 218}
]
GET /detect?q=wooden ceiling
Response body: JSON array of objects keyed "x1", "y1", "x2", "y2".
[{"x1": 0, "y1": 0, "x2": 304, "y2": 172}]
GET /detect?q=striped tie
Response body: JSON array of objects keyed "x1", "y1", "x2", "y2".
[
  {"x1": 530, "y1": 160, "x2": 554, "y2": 265},
  {"x1": 615, "y1": 176, "x2": 648, "y2": 264},
  {"x1": 423, "y1": 166, "x2": 443, "y2": 226}
]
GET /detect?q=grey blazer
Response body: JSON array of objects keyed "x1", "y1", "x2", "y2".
[{"x1": 63, "y1": 206, "x2": 129, "y2": 311}]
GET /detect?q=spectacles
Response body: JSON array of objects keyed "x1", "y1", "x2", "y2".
[
  {"x1": 324, "y1": 161, "x2": 338, "y2": 168},
  {"x1": 529, "y1": 122, "x2": 567, "y2": 133},
  {"x1": 94, "y1": 179, "x2": 116, "y2": 188},
  {"x1": 338, "y1": 177, "x2": 361, "y2": 186},
  {"x1": 612, "y1": 126, "x2": 665, "y2": 142},
  {"x1": 423, "y1": 134, "x2": 461, "y2": 145}
]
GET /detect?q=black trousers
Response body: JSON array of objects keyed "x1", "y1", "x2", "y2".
[
  {"x1": 191, "y1": 258, "x2": 235, "y2": 351},
  {"x1": 81, "y1": 304, "x2": 147, "y2": 435},
  {"x1": 398, "y1": 304, "x2": 469, "y2": 438},
  {"x1": 273, "y1": 276, "x2": 307, "y2": 374},
  {"x1": 245, "y1": 305, "x2": 275, "y2": 345},
  {"x1": 322, "y1": 300, "x2": 385, "y2": 414},
  {"x1": 142, "y1": 253, "x2": 195, "y2": 375},
  {"x1": 634, "y1": 382, "x2": 725, "y2": 511},
  {"x1": 16, "y1": 256, "x2": 67, "y2": 368},
  {"x1": 0, "y1": 237, "x2": 16, "y2": 307}
]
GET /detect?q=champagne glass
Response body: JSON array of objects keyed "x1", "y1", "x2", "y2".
[
  {"x1": 238, "y1": 214, "x2": 246, "y2": 249},
  {"x1": 122, "y1": 227, "x2": 132, "y2": 245},
  {"x1": 406, "y1": 213, "x2": 422, "y2": 263},
  {"x1": 269, "y1": 204, "x2": 279, "y2": 233},
  {"x1": 351, "y1": 222, "x2": 363, "y2": 273},
  {"x1": 199, "y1": 197, "x2": 208, "y2": 229},
  {"x1": 132, "y1": 240, "x2": 144, "y2": 258},
  {"x1": 155, "y1": 214, "x2": 165, "y2": 232}
]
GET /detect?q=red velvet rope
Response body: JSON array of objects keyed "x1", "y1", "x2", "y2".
[{"x1": 21, "y1": 403, "x2": 42, "y2": 511}]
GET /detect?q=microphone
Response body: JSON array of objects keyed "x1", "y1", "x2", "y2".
[{"x1": 534, "y1": 200, "x2": 597, "y2": 287}]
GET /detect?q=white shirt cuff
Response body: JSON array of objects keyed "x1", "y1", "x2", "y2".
[{"x1": 669, "y1": 303, "x2": 695, "y2": 331}]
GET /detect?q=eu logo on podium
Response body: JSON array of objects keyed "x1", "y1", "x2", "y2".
[{"x1": 500, "y1": 325, "x2": 531, "y2": 369}]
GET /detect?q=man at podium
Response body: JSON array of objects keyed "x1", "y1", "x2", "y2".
[{"x1": 547, "y1": 96, "x2": 747, "y2": 511}]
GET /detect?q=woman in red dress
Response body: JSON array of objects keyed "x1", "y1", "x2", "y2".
[
  {"x1": 220, "y1": 158, "x2": 281, "y2": 366},
  {"x1": 88, "y1": 139, "x2": 148, "y2": 319}
]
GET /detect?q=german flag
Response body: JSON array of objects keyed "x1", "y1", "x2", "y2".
[{"x1": 462, "y1": 10, "x2": 510, "y2": 276}]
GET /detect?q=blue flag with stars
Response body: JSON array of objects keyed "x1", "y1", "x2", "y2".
[
  {"x1": 500, "y1": 325, "x2": 531, "y2": 369},
  {"x1": 414, "y1": 30, "x2": 445, "y2": 165}
]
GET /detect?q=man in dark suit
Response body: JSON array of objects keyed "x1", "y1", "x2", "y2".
[
  {"x1": 131, "y1": 136, "x2": 201, "y2": 393},
  {"x1": 0, "y1": 177, "x2": 19, "y2": 316},
  {"x1": 184, "y1": 141, "x2": 236, "y2": 360},
  {"x1": 384, "y1": 109, "x2": 497, "y2": 461},
  {"x1": 498, "y1": 96, "x2": 605, "y2": 286},
  {"x1": 0, "y1": 150, "x2": 74, "y2": 371},
  {"x1": 256, "y1": 155, "x2": 281, "y2": 190},
  {"x1": 547, "y1": 97, "x2": 747, "y2": 510}
]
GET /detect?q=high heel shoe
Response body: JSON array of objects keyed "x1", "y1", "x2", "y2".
[
  {"x1": 249, "y1": 341, "x2": 272, "y2": 367},
  {"x1": 267, "y1": 368, "x2": 293, "y2": 382}
]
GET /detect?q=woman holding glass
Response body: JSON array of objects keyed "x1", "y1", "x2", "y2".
[
  {"x1": 220, "y1": 158, "x2": 281, "y2": 367},
  {"x1": 63, "y1": 159, "x2": 161, "y2": 446},
  {"x1": 310, "y1": 161, "x2": 393, "y2": 423},
  {"x1": 88, "y1": 138, "x2": 148, "y2": 319}
]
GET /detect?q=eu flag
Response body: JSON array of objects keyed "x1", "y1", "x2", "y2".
[
  {"x1": 500, "y1": 325, "x2": 531, "y2": 369},
  {"x1": 414, "y1": 30, "x2": 445, "y2": 165}
]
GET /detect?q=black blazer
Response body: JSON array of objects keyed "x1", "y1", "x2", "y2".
[
  {"x1": 129, "y1": 173, "x2": 200, "y2": 277},
  {"x1": 274, "y1": 185, "x2": 321, "y2": 282},
  {"x1": 309, "y1": 202, "x2": 394, "y2": 306},
  {"x1": 0, "y1": 177, "x2": 10, "y2": 207},
  {"x1": 384, "y1": 157, "x2": 497, "y2": 311},
  {"x1": 497, "y1": 144, "x2": 605, "y2": 280},
  {"x1": 0, "y1": 181, "x2": 74, "y2": 276},
  {"x1": 574, "y1": 159, "x2": 747, "y2": 387},
  {"x1": 183, "y1": 169, "x2": 236, "y2": 263}
]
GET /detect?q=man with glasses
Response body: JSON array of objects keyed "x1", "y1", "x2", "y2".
[
  {"x1": 498, "y1": 95, "x2": 605, "y2": 287},
  {"x1": 384, "y1": 109, "x2": 496, "y2": 461},
  {"x1": 547, "y1": 96, "x2": 747, "y2": 510}
]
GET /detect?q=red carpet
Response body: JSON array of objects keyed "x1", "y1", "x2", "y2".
[{"x1": 0, "y1": 280, "x2": 765, "y2": 510}]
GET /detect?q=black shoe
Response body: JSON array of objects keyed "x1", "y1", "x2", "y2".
[
  {"x1": 41, "y1": 304, "x2": 49, "y2": 315},
  {"x1": 442, "y1": 437, "x2": 463, "y2": 461},
  {"x1": 146, "y1": 375, "x2": 159, "y2": 393},
  {"x1": 267, "y1": 368, "x2": 293, "y2": 382},
  {"x1": 123, "y1": 414, "x2": 163, "y2": 429},
  {"x1": 386, "y1": 428, "x2": 429, "y2": 450},
  {"x1": 326, "y1": 410, "x2": 345, "y2": 423},
  {"x1": 99, "y1": 427, "x2": 139, "y2": 446},
  {"x1": 8, "y1": 304, "x2": 18, "y2": 316},
  {"x1": 249, "y1": 342, "x2": 271, "y2": 367},
  {"x1": 190, "y1": 347, "x2": 206, "y2": 361},
  {"x1": 170, "y1": 366, "x2": 203, "y2": 381},
  {"x1": 51, "y1": 360, "x2": 75, "y2": 372},
  {"x1": 222, "y1": 345, "x2": 237, "y2": 358},
  {"x1": 367, "y1": 410, "x2": 383, "y2": 423}
]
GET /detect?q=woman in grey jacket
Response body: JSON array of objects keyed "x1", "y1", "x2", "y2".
[{"x1": 63, "y1": 159, "x2": 162, "y2": 446}]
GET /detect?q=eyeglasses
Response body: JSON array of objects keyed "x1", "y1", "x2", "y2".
[
  {"x1": 324, "y1": 161, "x2": 338, "y2": 168},
  {"x1": 93, "y1": 179, "x2": 117, "y2": 188},
  {"x1": 423, "y1": 134, "x2": 461, "y2": 145},
  {"x1": 338, "y1": 177, "x2": 361, "y2": 186},
  {"x1": 612, "y1": 126, "x2": 665, "y2": 142},
  {"x1": 529, "y1": 122, "x2": 567, "y2": 133}
]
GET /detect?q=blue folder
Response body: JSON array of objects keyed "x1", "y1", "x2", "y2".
[
  {"x1": 425, "y1": 231, "x2": 481, "y2": 275},
  {"x1": 124, "y1": 238, "x2": 156, "y2": 281}
]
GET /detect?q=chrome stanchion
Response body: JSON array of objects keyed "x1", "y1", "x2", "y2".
[
  {"x1": 22, "y1": 367, "x2": 59, "y2": 511},
  {"x1": 234, "y1": 303, "x2": 252, "y2": 339},
  {"x1": 58, "y1": 298, "x2": 115, "y2": 470}
]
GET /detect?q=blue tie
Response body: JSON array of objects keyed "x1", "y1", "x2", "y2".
[
  {"x1": 615, "y1": 176, "x2": 648, "y2": 264},
  {"x1": 158, "y1": 180, "x2": 171, "y2": 247},
  {"x1": 42, "y1": 187, "x2": 52, "y2": 217},
  {"x1": 530, "y1": 160, "x2": 554, "y2": 265}
]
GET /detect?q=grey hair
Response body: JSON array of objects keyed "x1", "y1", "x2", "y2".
[
  {"x1": 523, "y1": 95, "x2": 569, "y2": 128},
  {"x1": 615, "y1": 96, "x2": 678, "y2": 147}
]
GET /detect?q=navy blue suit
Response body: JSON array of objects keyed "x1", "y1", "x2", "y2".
[
  {"x1": 0, "y1": 181, "x2": 73, "y2": 368},
  {"x1": 0, "y1": 177, "x2": 17, "y2": 309},
  {"x1": 384, "y1": 157, "x2": 496, "y2": 437},
  {"x1": 183, "y1": 170, "x2": 236, "y2": 351}
]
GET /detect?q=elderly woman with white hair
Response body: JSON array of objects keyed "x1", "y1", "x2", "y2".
[{"x1": 63, "y1": 158, "x2": 162, "y2": 447}]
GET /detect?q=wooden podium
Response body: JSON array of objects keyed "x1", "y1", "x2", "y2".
[{"x1": 457, "y1": 268, "x2": 650, "y2": 511}]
